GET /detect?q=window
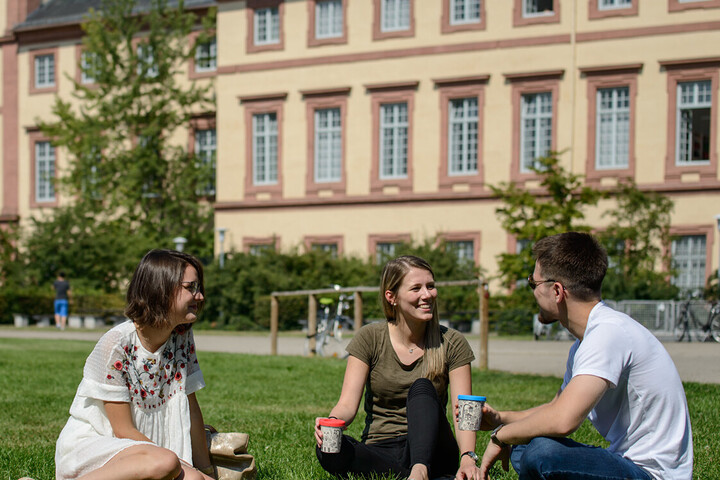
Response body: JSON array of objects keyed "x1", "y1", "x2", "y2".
[
  {"x1": 316, "y1": 0, "x2": 343, "y2": 39},
  {"x1": 380, "y1": 103, "x2": 409, "y2": 179},
  {"x1": 582, "y1": 65, "x2": 639, "y2": 183},
  {"x1": 195, "y1": 129, "x2": 216, "y2": 196},
  {"x1": 80, "y1": 146, "x2": 103, "y2": 199},
  {"x1": 672, "y1": 235, "x2": 707, "y2": 293},
  {"x1": 243, "y1": 236, "x2": 279, "y2": 255},
  {"x1": 194, "y1": 36, "x2": 217, "y2": 72},
  {"x1": 590, "y1": 0, "x2": 637, "y2": 17},
  {"x1": 254, "y1": 8, "x2": 279, "y2": 45},
  {"x1": 253, "y1": 113, "x2": 278, "y2": 185},
  {"x1": 137, "y1": 43, "x2": 158, "y2": 78},
  {"x1": 368, "y1": 82, "x2": 416, "y2": 193},
  {"x1": 247, "y1": 1, "x2": 284, "y2": 53},
  {"x1": 520, "y1": 92, "x2": 553, "y2": 172},
  {"x1": 669, "y1": 0, "x2": 720, "y2": 12},
  {"x1": 448, "y1": 97, "x2": 479, "y2": 176},
  {"x1": 382, "y1": 0, "x2": 410, "y2": 31},
  {"x1": 661, "y1": 59, "x2": 718, "y2": 183},
  {"x1": 35, "y1": 141, "x2": 56, "y2": 203},
  {"x1": 596, "y1": 87, "x2": 630, "y2": 169},
  {"x1": 305, "y1": 235, "x2": 343, "y2": 256},
  {"x1": 436, "y1": 77, "x2": 486, "y2": 192},
  {"x1": 314, "y1": 108, "x2": 342, "y2": 183},
  {"x1": 138, "y1": 135, "x2": 161, "y2": 198},
  {"x1": 450, "y1": 240, "x2": 475, "y2": 262},
  {"x1": 450, "y1": 0, "x2": 481, "y2": 24},
  {"x1": 523, "y1": 0, "x2": 554, "y2": 16},
  {"x1": 34, "y1": 54, "x2": 55, "y2": 89},
  {"x1": 676, "y1": 81, "x2": 711, "y2": 165},
  {"x1": 599, "y1": 0, "x2": 632, "y2": 9},
  {"x1": 507, "y1": 71, "x2": 561, "y2": 180},
  {"x1": 80, "y1": 51, "x2": 98, "y2": 84},
  {"x1": 513, "y1": 0, "x2": 558, "y2": 25},
  {"x1": 369, "y1": 234, "x2": 411, "y2": 263}
]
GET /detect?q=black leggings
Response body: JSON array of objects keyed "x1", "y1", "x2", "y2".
[{"x1": 316, "y1": 378, "x2": 460, "y2": 479}]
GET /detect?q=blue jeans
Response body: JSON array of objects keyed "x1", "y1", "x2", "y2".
[{"x1": 511, "y1": 437, "x2": 652, "y2": 480}]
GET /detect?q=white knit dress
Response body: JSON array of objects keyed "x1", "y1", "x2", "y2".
[{"x1": 55, "y1": 320, "x2": 204, "y2": 479}]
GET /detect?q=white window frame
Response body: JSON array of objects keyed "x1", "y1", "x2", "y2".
[
  {"x1": 314, "y1": 108, "x2": 342, "y2": 183},
  {"x1": 253, "y1": 112, "x2": 278, "y2": 185},
  {"x1": 195, "y1": 128, "x2": 216, "y2": 195},
  {"x1": 312, "y1": 242, "x2": 339, "y2": 257},
  {"x1": 450, "y1": 0, "x2": 481, "y2": 25},
  {"x1": 676, "y1": 80, "x2": 712, "y2": 165},
  {"x1": 254, "y1": 8, "x2": 280, "y2": 45},
  {"x1": 35, "y1": 141, "x2": 56, "y2": 202},
  {"x1": 379, "y1": 102, "x2": 409, "y2": 179},
  {"x1": 376, "y1": 242, "x2": 400, "y2": 262},
  {"x1": 448, "y1": 240, "x2": 474, "y2": 263},
  {"x1": 194, "y1": 36, "x2": 217, "y2": 72},
  {"x1": 523, "y1": 0, "x2": 555, "y2": 17},
  {"x1": 381, "y1": 0, "x2": 410, "y2": 32},
  {"x1": 80, "y1": 51, "x2": 97, "y2": 84},
  {"x1": 137, "y1": 44, "x2": 158, "y2": 78},
  {"x1": 598, "y1": 0, "x2": 632, "y2": 10},
  {"x1": 520, "y1": 92, "x2": 553, "y2": 173},
  {"x1": 35, "y1": 54, "x2": 55, "y2": 88},
  {"x1": 315, "y1": 0, "x2": 343, "y2": 39},
  {"x1": 671, "y1": 235, "x2": 707, "y2": 293},
  {"x1": 595, "y1": 86, "x2": 630, "y2": 170},
  {"x1": 448, "y1": 97, "x2": 479, "y2": 176}
]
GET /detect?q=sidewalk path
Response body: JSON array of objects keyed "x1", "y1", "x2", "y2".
[{"x1": 1, "y1": 328, "x2": 717, "y2": 384}]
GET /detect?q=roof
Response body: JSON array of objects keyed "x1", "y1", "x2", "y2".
[{"x1": 16, "y1": 0, "x2": 217, "y2": 31}]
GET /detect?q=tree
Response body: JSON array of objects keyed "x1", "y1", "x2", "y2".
[
  {"x1": 491, "y1": 153, "x2": 677, "y2": 301},
  {"x1": 490, "y1": 154, "x2": 601, "y2": 289},
  {"x1": 29, "y1": 0, "x2": 216, "y2": 286}
]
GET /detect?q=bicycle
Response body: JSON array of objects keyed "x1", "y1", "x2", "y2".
[
  {"x1": 305, "y1": 288, "x2": 353, "y2": 357},
  {"x1": 673, "y1": 294, "x2": 720, "y2": 343}
]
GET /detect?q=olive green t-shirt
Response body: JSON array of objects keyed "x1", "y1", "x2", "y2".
[{"x1": 346, "y1": 321, "x2": 475, "y2": 443}]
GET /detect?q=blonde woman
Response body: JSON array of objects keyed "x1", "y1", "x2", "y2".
[{"x1": 315, "y1": 255, "x2": 482, "y2": 480}]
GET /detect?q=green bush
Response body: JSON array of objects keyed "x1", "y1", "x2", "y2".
[{"x1": 0, "y1": 287, "x2": 125, "y2": 324}]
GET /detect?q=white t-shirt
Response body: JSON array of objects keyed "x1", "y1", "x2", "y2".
[{"x1": 562, "y1": 302, "x2": 693, "y2": 480}]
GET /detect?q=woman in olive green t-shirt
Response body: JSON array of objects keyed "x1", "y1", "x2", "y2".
[{"x1": 314, "y1": 255, "x2": 483, "y2": 480}]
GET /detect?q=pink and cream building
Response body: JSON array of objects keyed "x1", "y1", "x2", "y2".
[{"x1": 1, "y1": 0, "x2": 720, "y2": 291}]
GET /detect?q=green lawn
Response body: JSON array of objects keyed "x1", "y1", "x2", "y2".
[{"x1": 1, "y1": 338, "x2": 717, "y2": 480}]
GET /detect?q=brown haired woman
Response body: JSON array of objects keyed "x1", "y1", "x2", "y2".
[
  {"x1": 55, "y1": 249, "x2": 215, "y2": 480},
  {"x1": 314, "y1": 255, "x2": 482, "y2": 480}
]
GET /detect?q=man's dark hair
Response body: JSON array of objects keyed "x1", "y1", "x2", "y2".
[
  {"x1": 125, "y1": 249, "x2": 204, "y2": 328},
  {"x1": 533, "y1": 232, "x2": 607, "y2": 302}
]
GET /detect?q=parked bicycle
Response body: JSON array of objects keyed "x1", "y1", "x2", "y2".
[
  {"x1": 673, "y1": 293, "x2": 720, "y2": 343},
  {"x1": 305, "y1": 286, "x2": 353, "y2": 357}
]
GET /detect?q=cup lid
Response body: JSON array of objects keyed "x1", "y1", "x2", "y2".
[
  {"x1": 458, "y1": 394, "x2": 486, "y2": 401},
  {"x1": 319, "y1": 418, "x2": 346, "y2": 427}
]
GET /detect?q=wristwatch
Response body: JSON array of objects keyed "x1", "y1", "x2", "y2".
[
  {"x1": 460, "y1": 451, "x2": 479, "y2": 463},
  {"x1": 490, "y1": 424, "x2": 510, "y2": 449}
]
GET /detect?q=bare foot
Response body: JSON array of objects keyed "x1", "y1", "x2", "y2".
[{"x1": 407, "y1": 463, "x2": 429, "y2": 480}]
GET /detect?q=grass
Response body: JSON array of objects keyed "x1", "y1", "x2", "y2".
[{"x1": 1, "y1": 338, "x2": 717, "y2": 480}]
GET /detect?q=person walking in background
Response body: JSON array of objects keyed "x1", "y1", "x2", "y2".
[
  {"x1": 479, "y1": 232, "x2": 692, "y2": 480},
  {"x1": 315, "y1": 255, "x2": 482, "y2": 480},
  {"x1": 55, "y1": 249, "x2": 215, "y2": 480},
  {"x1": 53, "y1": 271, "x2": 71, "y2": 330}
]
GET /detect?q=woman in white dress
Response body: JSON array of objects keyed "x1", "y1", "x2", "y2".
[{"x1": 55, "y1": 249, "x2": 215, "y2": 480}]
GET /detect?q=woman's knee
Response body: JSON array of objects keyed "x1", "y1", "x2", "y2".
[
  {"x1": 136, "y1": 446, "x2": 182, "y2": 480},
  {"x1": 408, "y1": 378, "x2": 436, "y2": 401}
]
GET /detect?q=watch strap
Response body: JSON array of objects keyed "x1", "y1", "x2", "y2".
[
  {"x1": 460, "y1": 450, "x2": 479, "y2": 462},
  {"x1": 491, "y1": 424, "x2": 510, "y2": 449}
]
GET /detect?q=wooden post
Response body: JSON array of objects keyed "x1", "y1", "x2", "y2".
[
  {"x1": 308, "y1": 294, "x2": 317, "y2": 357},
  {"x1": 353, "y1": 291, "x2": 363, "y2": 331},
  {"x1": 478, "y1": 279, "x2": 489, "y2": 370},
  {"x1": 270, "y1": 295, "x2": 279, "y2": 355}
]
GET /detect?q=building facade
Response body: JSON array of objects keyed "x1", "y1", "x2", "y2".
[{"x1": 1, "y1": 0, "x2": 719, "y2": 292}]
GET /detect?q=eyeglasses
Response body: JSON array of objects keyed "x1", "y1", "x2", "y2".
[
  {"x1": 180, "y1": 281, "x2": 201, "y2": 296},
  {"x1": 527, "y1": 274, "x2": 555, "y2": 290}
]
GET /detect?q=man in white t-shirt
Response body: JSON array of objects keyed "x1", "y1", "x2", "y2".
[{"x1": 479, "y1": 232, "x2": 693, "y2": 480}]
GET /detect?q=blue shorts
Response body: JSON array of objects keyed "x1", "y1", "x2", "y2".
[{"x1": 54, "y1": 299, "x2": 69, "y2": 317}]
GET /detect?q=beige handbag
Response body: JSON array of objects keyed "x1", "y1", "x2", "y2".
[{"x1": 204, "y1": 425, "x2": 257, "y2": 480}]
